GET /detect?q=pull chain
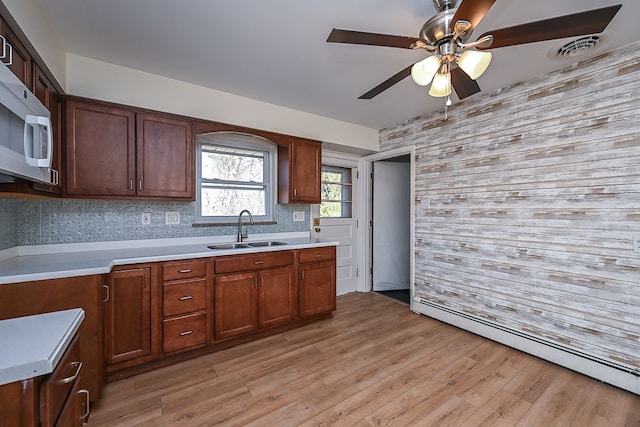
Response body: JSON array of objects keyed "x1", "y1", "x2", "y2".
[{"x1": 444, "y1": 95, "x2": 452, "y2": 120}]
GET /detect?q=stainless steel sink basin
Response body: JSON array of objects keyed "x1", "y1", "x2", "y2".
[
  {"x1": 207, "y1": 243, "x2": 251, "y2": 250},
  {"x1": 207, "y1": 241, "x2": 287, "y2": 250},
  {"x1": 247, "y1": 241, "x2": 287, "y2": 247}
]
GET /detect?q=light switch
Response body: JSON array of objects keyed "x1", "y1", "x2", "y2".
[{"x1": 293, "y1": 211, "x2": 305, "y2": 222}]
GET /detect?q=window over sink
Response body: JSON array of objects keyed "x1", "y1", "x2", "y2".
[{"x1": 196, "y1": 133, "x2": 277, "y2": 224}]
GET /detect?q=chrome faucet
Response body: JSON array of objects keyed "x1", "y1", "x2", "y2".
[{"x1": 237, "y1": 209, "x2": 254, "y2": 242}]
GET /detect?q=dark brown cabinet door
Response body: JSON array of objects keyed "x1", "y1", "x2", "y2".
[
  {"x1": 136, "y1": 114, "x2": 193, "y2": 198},
  {"x1": 299, "y1": 261, "x2": 336, "y2": 318},
  {"x1": 258, "y1": 266, "x2": 296, "y2": 329},
  {"x1": 214, "y1": 272, "x2": 258, "y2": 340},
  {"x1": 279, "y1": 137, "x2": 322, "y2": 204},
  {"x1": 0, "y1": 18, "x2": 31, "y2": 89},
  {"x1": 65, "y1": 99, "x2": 194, "y2": 199},
  {"x1": 65, "y1": 100, "x2": 136, "y2": 196},
  {"x1": 32, "y1": 65, "x2": 62, "y2": 194},
  {"x1": 105, "y1": 267, "x2": 153, "y2": 365}
]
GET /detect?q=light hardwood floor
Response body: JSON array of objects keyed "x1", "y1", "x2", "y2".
[{"x1": 88, "y1": 292, "x2": 640, "y2": 426}]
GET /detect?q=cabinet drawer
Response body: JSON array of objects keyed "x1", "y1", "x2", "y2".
[
  {"x1": 163, "y1": 313, "x2": 207, "y2": 354},
  {"x1": 162, "y1": 259, "x2": 207, "y2": 281},
  {"x1": 215, "y1": 251, "x2": 294, "y2": 274},
  {"x1": 54, "y1": 379, "x2": 81, "y2": 427},
  {"x1": 40, "y1": 335, "x2": 81, "y2": 427},
  {"x1": 298, "y1": 246, "x2": 336, "y2": 264},
  {"x1": 163, "y1": 279, "x2": 207, "y2": 317}
]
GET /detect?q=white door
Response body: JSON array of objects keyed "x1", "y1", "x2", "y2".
[
  {"x1": 372, "y1": 161, "x2": 410, "y2": 291},
  {"x1": 311, "y1": 162, "x2": 358, "y2": 296}
]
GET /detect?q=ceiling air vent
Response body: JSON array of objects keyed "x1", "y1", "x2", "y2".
[{"x1": 556, "y1": 36, "x2": 601, "y2": 57}]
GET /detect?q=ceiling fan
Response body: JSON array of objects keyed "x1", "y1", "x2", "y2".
[{"x1": 327, "y1": 0, "x2": 622, "y2": 103}]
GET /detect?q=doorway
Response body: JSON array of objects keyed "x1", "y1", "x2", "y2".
[{"x1": 359, "y1": 147, "x2": 415, "y2": 307}]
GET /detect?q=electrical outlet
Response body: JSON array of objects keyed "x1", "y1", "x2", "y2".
[
  {"x1": 141, "y1": 213, "x2": 151, "y2": 225},
  {"x1": 293, "y1": 211, "x2": 305, "y2": 222},
  {"x1": 165, "y1": 211, "x2": 180, "y2": 225},
  {"x1": 634, "y1": 235, "x2": 640, "y2": 253}
]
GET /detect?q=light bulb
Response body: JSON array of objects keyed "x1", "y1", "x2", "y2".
[
  {"x1": 457, "y1": 50, "x2": 492, "y2": 80},
  {"x1": 411, "y1": 56, "x2": 441, "y2": 86},
  {"x1": 429, "y1": 72, "x2": 451, "y2": 97}
]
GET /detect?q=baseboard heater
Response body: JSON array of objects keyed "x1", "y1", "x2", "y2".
[{"x1": 413, "y1": 297, "x2": 640, "y2": 395}]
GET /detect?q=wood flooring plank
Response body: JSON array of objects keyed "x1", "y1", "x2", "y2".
[{"x1": 459, "y1": 390, "x2": 532, "y2": 427}]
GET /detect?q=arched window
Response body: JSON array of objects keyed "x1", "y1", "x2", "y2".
[{"x1": 196, "y1": 132, "x2": 277, "y2": 223}]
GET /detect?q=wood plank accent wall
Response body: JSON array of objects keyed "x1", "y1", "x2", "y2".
[{"x1": 379, "y1": 41, "x2": 640, "y2": 371}]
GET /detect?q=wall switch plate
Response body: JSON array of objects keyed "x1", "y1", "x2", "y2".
[
  {"x1": 165, "y1": 211, "x2": 180, "y2": 225},
  {"x1": 293, "y1": 211, "x2": 305, "y2": 222},
  {"x1": 141, "y1": 213, "x2": 151, "y2": 225},
  {"x1": 634, "y1": 235, "x2": 640, "y2": 253}
]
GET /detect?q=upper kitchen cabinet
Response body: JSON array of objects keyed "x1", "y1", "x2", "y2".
[
  {"x1": 31, "y1": 65, "x2": 62, "y2": 194},
  {"x1": 65, "y1": 98, "x2": 194, "y2": 200},
  {"x1": 0, "y1": 17, "x2": 31, "y2": 89},
  {"x1": 278, "y1": 137, "x2": 322, "y2": 204},
  {"x1": 136, "y1": 113, "x2": 193, "y2": 198}
]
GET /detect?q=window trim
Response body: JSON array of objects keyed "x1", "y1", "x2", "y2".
[
  {"x1": 195, "y1": 132, "x2": 277, "y2": 224},
  {"x1": 320, "y1": 164, "x2": 353, "y2": 219}
]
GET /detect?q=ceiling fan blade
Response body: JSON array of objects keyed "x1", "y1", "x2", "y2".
[
  {"x1": 451, "y1": 67, "x2": 481, "y2": 100},
  {"x1": 451, "y1": 0, "x2": 497, "y2": 32},
  {"x1": 358, "y1": 65, "x2": 413, "y2": 99},
  {"x1": 327, "y1": 28, "x2": 423, "y2": 49},
  {"x1": 476, "y1": 4, "x2": 622, "y2": 50}
]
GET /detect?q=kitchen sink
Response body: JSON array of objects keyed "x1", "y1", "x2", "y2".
[
  {"x1": 207, "y1": 241, "x2": 287, "y2": 250},
  {"x1": 207, "y1": 243, "x2": 251, "y2": 250},
  {"x1": 247, "y1": 241, "x2": 287, "y2": 247}
]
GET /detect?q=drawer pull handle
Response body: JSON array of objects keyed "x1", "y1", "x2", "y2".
[
  {"x1": 61, "y1": 361, "x2": 82, "y2": 384},
  {"x1": 179, "y1": 330, "x2": 193, "y2": 336},
  {"x1": 179, "y1": 295, "x2": 193, "y2": 301},
  {"x1": 79, "y1": 389, "x2": 90, "y2": 425},
  {"x1": 314, "y1": 254, "x2": 323, "y2": 258},
  {"x1": 178, "y1": 269, "x2": 193, "y2": 273},
  {"x1": 253, "y1": 260, "x2": 264, "y2": 265}
]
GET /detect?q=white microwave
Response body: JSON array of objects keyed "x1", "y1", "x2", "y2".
[{"x1": 0, "y1": 55, "x2": 53, "y2": 184}]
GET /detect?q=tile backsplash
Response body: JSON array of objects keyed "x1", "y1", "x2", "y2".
[
  {"x1": 0, "y1": 198, "x2": 19, "y2": 250},
  {"x1": 11, "y1": 199, "x2": 309, "y2": 246}
]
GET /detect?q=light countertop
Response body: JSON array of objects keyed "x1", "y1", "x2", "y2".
[
  {"x1": 0, "y1": 233, "x2": 338, "y2": 285},
  {"x1": 0, "y1": 308, "x2": 85, "y2": 386}
]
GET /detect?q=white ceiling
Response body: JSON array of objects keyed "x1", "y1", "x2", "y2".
[{"x1": 39, "y1": 0, "x2": 639, "y2": 130}]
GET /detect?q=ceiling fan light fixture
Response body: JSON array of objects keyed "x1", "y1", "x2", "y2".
[
  {"x1": 429, "y1": 71, "x2": 451, "y2": 97},
  {"x1": 411, "y1": 55, "x2": 441, "y2": 86},
  {"x1": 457, "y1": 50, "x2": 492, "y2": 80}
]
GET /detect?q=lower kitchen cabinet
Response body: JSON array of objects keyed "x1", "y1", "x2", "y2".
[
  {"x1": 105, "y1": 265, "x2": 158, "y2": 368},
  {"x1": 0, "y1": 333, "x2": 88, "y2": 427},
  {"x1": 214, "y1": 272, "x2": 258, "y2": 340},
  {"x1": 161, "y1": 258, "x2": 210, "y2": 354},
  {"x1": 298, "y1": 247, "x2": 337, "y2": 318},
  {"x1": 0, "y1": 276, "x2": 104, "y2": 402},
  {"x1": 258, "y1": 266, "x2": 296, "y2": 328},
  {"x1": 213, "y1": 266, "x2": 296, "y2": 340},
  {"x1": 214, "y1": 251, "x2": 296, "y2": 340}
]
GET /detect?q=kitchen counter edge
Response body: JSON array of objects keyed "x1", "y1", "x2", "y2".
[{"x1": 0, "y1": 236, "x2": 338, "y2": 285}]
